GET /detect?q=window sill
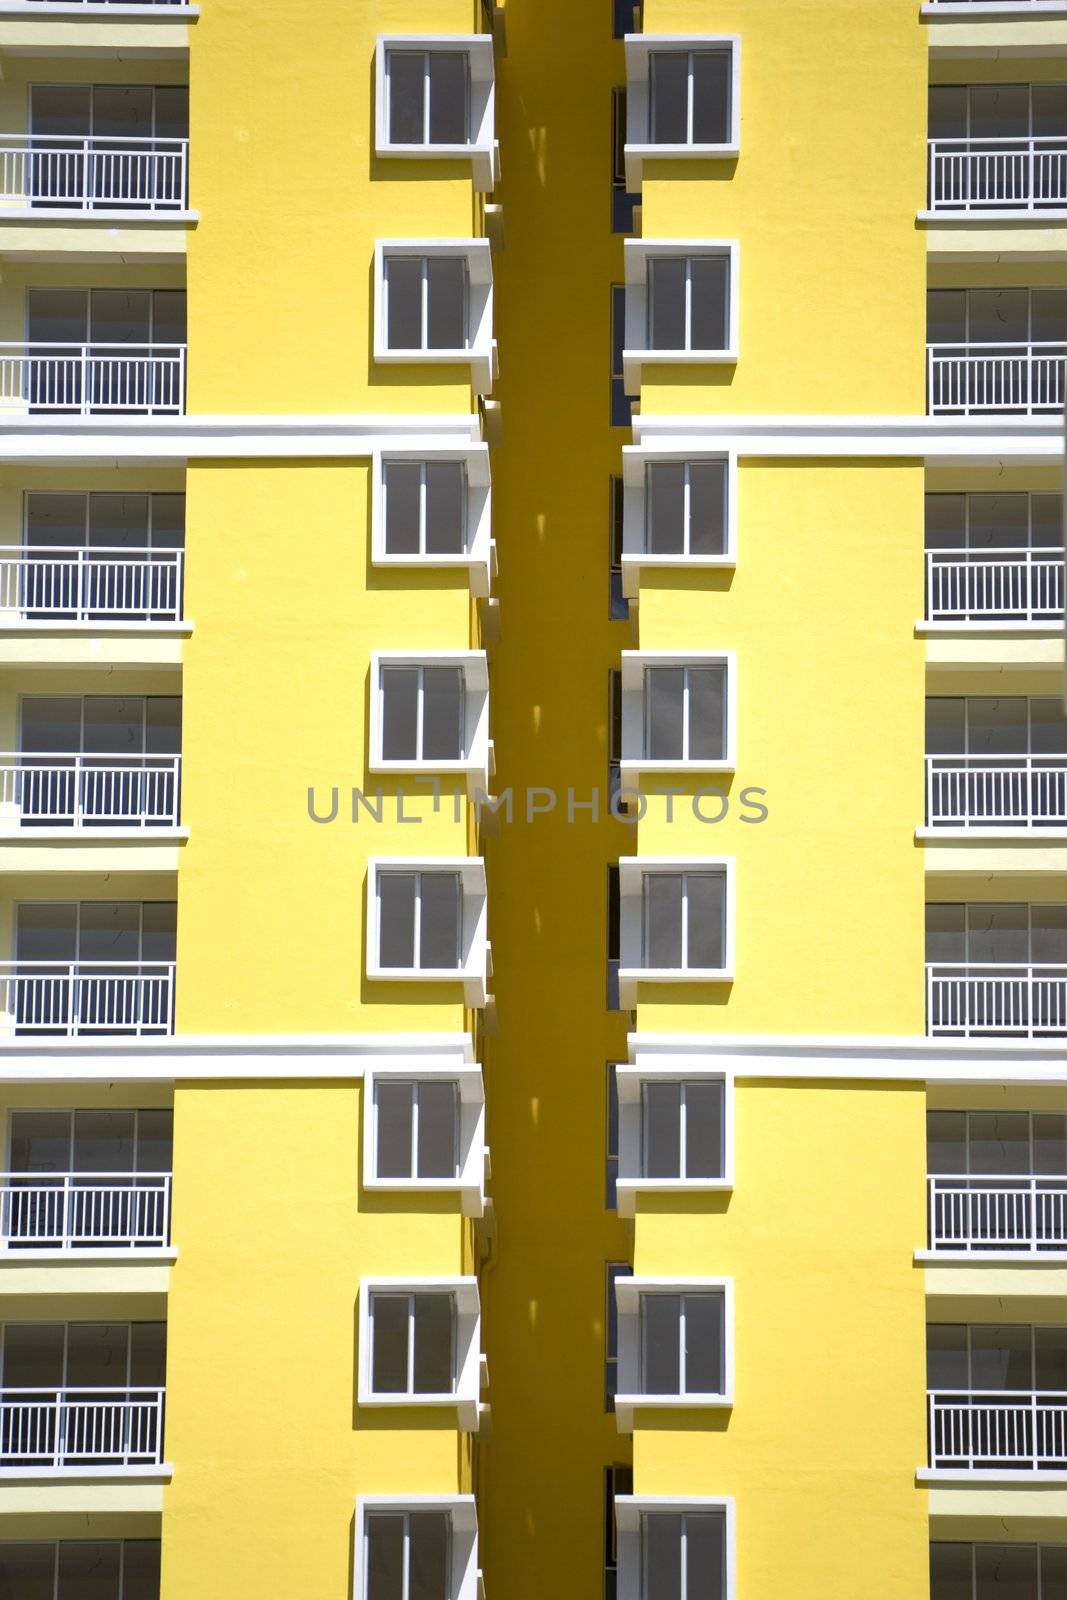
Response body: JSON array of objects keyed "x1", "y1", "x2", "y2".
[
  {"x1": 620, "y1": 759, "x2": 734, "y2": 784},
  {"x1": 363, "y1": 1174, "x2": 484, "y2": 1218},
  {"x1": 624, "y1": 141, "x2": 738, "y2": 191},
  {"x1": 368, "y1": 758, "x2": 490, "y2": 798},
  {"x1": 366, "y1": 964, "x2": 488, "y2": 1008},
  {"x1": 623, "y1": 346, "x2": 737, "y2": 393},
  {"x1": 620, "y1": 552, "x2": 734, "y2": 598},
  {"x1": 359, "y1": 1392, "x2": 482, "y2": 1431},
  {"x1": 615, "y1": 1177, "x2": 732, "y2": 1220},
  {"x1": 373, "y1": 341, "x2": 496, "y2": 395},
  {"x1": 375, "y1": 141, "x2": 499, "y2": 193},
  {"x1": 615, "y1": 1393, "x2": 732, "y2": 1432},
  {"x1": 619, "y1": 966, "x2": 734, "y2": 1008}
]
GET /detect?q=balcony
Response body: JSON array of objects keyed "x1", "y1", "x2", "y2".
[
  {"x1": 925, "y1": 546, "x2": 1062, "y2": 623},
  {"x1": 0, "y1": 344, "x2": 185, "y2": 415},
  {"x1": 0, "y1": 962, "x2": 175, "y2": 1035},
  {"x1": 927, "y1": 342, "x2": 1065, "y2": 415},
  {"x1": 0, "y1": 136, "x2": 188, "y2": 212},
  {"x1": 929, "y1": 1389, "x2": 1067, "y2": 1470},
  {"x1": 926, "y1": 964, "x2": 1067, "y2": 1036},
  {"x1": 0, "y1": 544, "x2": 184, "y2": 624},
  {"x1": 0, "y1": 1172, "x2": 171, "y2": 1248},
  {"x1": 929, "y1": 137, "x2": 1067, "y2": 212},
  {"x1": 926, "y1": 756, "x2": 1067, "y2": 828},
  {"x1": 0, "y1": 1386, "x2": 164, "y2": 1468},
  {"x1": 928, "y1": 1174, "x2": 1067, "y2": 1251},
  {"x1": 0, "y1": 754, "x2": 181, "y2": 828}
]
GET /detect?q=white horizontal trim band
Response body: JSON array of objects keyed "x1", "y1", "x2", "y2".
[{"x1": 631, "y1": 416, "x2": 1063, "y2": 460}]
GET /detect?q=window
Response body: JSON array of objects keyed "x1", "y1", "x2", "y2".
[
  {"x1": 644, "y1": 872, "x2": 726, "y2": 969},
  {"x1": 375, "y1": 242, "x2": 494, "y2": 390},
  {"x1": 931, "y1": 1543, "x2": 1067, "y2": 1600},
  {"x1": 649, "y1": 50, "x2": 732, "y2": 147},
  {"x1": 385, "y1": 50, "x2": 469, "y2": 146},
  {"x1": 383, "y1": 461, "x2": 467, "y2": 556},
  {"x1": 363, "y1": 1066, "x2": 485, "y2": 1215},
  {"x1": 614, "y1": 1498, "x2": 733, "y2": 1600},
  {"x1": 646, "y1": 462, "x2": 727, "y2": 556},
  {"x1": 927, "y1": 697, "x2": 1067, "y2": 759},
  {"x1": 15, "y1": 901, "x2": 176, "y2": 966},
  {"x1": 612, "y1": 89, "x2": 638, "y2": 234},
  {"x1": 623, "y1": 242, "x2": 738, "y2": 390},
  {"x1": 610, "y1": 479, "x2": 628, "y2": 619},
  {"x1": 376, "y1": 37, "x2": 496, "y2": 189},
  {"x1": 611, "y1": 285, "x2": 634, "y2": 427},
  {"x1": 0, "y1": 1540, "x2": 160, "y2": 1600},
  {"x1": 0, "y1": 1320, "x2": 166, "y2": 1392},
  {"x1": 357, "y1": 1498, "x2": 479, "y2": 1600},
  {"x1": 618, "y1": 859, "x2": 734, "y2": 1003},
  {"x1": 607, "y1": 864, "x2": 622, "y2": 1009},
  {"x1": 643, "y1": 1081, "x2": 725, "y2": 1180},
  {"x1": 641, "y1": 1511, "x2": 726, "y2": 1600},
  {"x1": 648, "y1": 256, "x2": 728, "y2": 351},
  {"x1": 606, "y1": 1261, "x2": 632, "y2": 1408},
  {"x1": 25, "y1": 490, "x2": 185, "y2": 553},
  {"x1": 926, "y1": 902, "x2": 1067, "y2": 967},
  {"x1": 615, "y1": 1067, "x2": 733, "y2": 1214},
  {"x1": 359, "y1": 1281, "x2": 480, "y2": 1426},
  {"x1": 381, "y1": 666, "x2": 463, "y2": 761},
  {"x1": 926, "y1": 491, "x2": 1061, "y2": 553},
  {"x1": 377, "y1": 871, "x2": 461, "y2": 969},
  {"x1": 927, "y1": 1323, "x2": 1067, "y2": 1393},
  {"x1": 645, "y1": 665, "x2": 725, "y2": 763},
  {"x1": 375, "y1": 1081, "x2": 460, "y2": 1181},
  {"x1": 612, "y1": 0, "x2": 639, "y2": 38},
  {"x1": 28, "y1": 288, "x2": 187, "y2": 349},
  {"x1": 928, "y1": 1108, "x2": 1067, "y2": 1178},
  {"x1": 605, "y1": 1467, "x2": 634, "y2": 1600},
  {"x1": 367, "y1": 859, "x2": 489, "y2": 1005},
  {"x1": 623, "y1": 36, "x2": 740, "y2": 185},
  {"x1": 368, "y1": 1290, "x2": 456, "y2": 1397},
  {"x1": 606, "y1": 1065, "x2": 620, "y2": 1209},
  {"x1": 928, "y1": 286, "x2": 1067, "y2": 347}
]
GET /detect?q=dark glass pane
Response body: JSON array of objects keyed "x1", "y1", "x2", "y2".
[
  {"x1": 1031, "y1": 288, "x2": 1067, "y2": 343},
  {"x1": 646, "y1": 668, "x2": 684, "y2": 760},
  {"x1": 645, "y1": 874, "x2": 683, "y2": 968},
  {"x1": 644, "y1": 1514, "x2": 681, "y2": 1600},
  {"x1": 149, "y1": 494, "x2": 184, "y2": 551},
  {"x1": 642, "y1": 1294, "x2": 681, "y2": 1393},
  {"x1": 16, "y1": 902, "x2": 77, "y2": 962},
  {"x1": 686, "y1": 1512, "x2": 725, "y2": 1600},
  {"x1": 426, "y1": 258, "x2": 466, "y2": 350},
  {"x1": 969, "y1": 1112, "x2": 1029, "y2": 1176},
  {"x1": 28, "y1": 289, "x2": 88, "y2": 345},
  {"x1": 969, "y1": 494, "x2": 1028, "y2": 551},
  {"x1": 72, "y1": 1110, "x2": 135, "y2": 1174},
  {"x1": 412, "y1": 1293, "x2": 453, "y2": 1393},
  {"x1": 967, "y1": 698, "x2": 1026, "y2": 757},
  {"x1": 377, "y1": 1081, "x2": 415, "y2": 1178},
  {"x1": 25, "y1": 493, "x2": 87, "y2": 550},
  {"x1": 371, "y1": 1294, "x2": 409, "y2": 1392},
  {"x1": 89, "y1": 494, "x2": 149, "y2": 551},
  {"x1": 929, "y1": 86, "x2": 967, "y2": 141},
  {"x1": 65, "y1": 1322, "x2": 129, "y2": 1388},
  {"x1": 969, "y1": 288, "x2": 1028, "y2": 343},
  {"x1": 1031, "y1": 905, "x2": 1067, "y2": 965},
  {"x1": 687, "y1": 874, "x2": 725, "y2": 969},
  {"x1": 417, "y1": 1080, "x2": 459, "y2": 1179},
  {"x1": 1032, "y1": 495, "x2": 1061, "y2": 549},
  {"x1": 9, "y1": 1110, "x2": 71, "y2": 1174},
  {"x1": 428, "y1": 52, "x2": 468, "y2": 145},
  {"x1": 969, "y1": 84, "x2": 1028, "y2": 139},
  {"x1": 692, "y1": 51, "x2": 731, "y2": 145},
  {"x1": 966, "y1": 903, "x2": 1027, "y2": 966},
  {"x1": 135, "y1": 1110, "x2": 172, "y2": 1174},
  {"x1": 153, "y1": 87, "x2": 188, "y2": 142},
  {"x1": 409, "y1": 1512, "x2": 450, "y2": 1600},
  {"x1": 386, "y1": 257, "x2": 424, "y2": 350},
  {"x1": 684, "y1": 1293, "x2": 724, "y2": 1393},
  {"x1": 130, "y1": 1322, "x2": 165, "y2": 1388},
  {"x1": 0, "y1": 1543, "x2": 55, "y2": 1600},
  {"x1": 422, "y1": 668, "x2": 464, "y2": 762},
  {"x1": 2, "y1": 1323, "x2": 65, "y2": 1387},
  {"x1": 927, "y1": 290, "x2": 966, "y2": 345},
  {"x1": 925, "y1": 495, "x2": 966, "y2": 551},
  {"x1": 1035, "y1": 1326, "x2": 1067, "y2": 1391},
  {"x1": 378, "y1": 874, "x2": 416, "y2": 968},
  {"x1": 926, "y1": 699, "x2": 966, "y2": 757},
  {"x1": 927, "y1": 1324, "x2": 969, "y2": 1390},
  {"x1": 122, "y1": 1541, "x2": 162, "y2": 1600},
  {"x1": 1034, "y1": 1113, "x2": 1067, "y2": 1176},
  {"x1": 689, "y1": 257, "x2": 728, "y2": 349},
  {"x1": 1042, "y1": 1546, "x2": 1067, "y2": 1600},
  {"x1": 650, "y1": 52, "x2": 687, "y2": 144},
  {"x1": 970, "y1": 1325, "x2": 1032, "y2": 1390},
  {"x1": 92, "y1": 86, "x2": 153, "y2": 140},
  {"x1": 420, "y1": 873, "x2": 461, "y2": 968},
  {"x1": 930, "y1": 1543, "x2": 972, "y2": 1600},
  {"x1": 91, "y1": 290, "x2": 151, "y2": 345},
  {"x1": 974, "y1": 1543, "x2": 1038, "y2": 1600},
  {"x1": 927, "y1": 1111, "x2": 967, "y2": 1176},
  {"x1": 20, "y1": 697, "x2": 80, "y2": 755},
  {"x1": 644, "y1": 1081, "x2": 682, "y2": 1178},
  {"x1": 688, "y1": 667, "x2": 725, "y2": 761},
  {"x1": 648, "y1": 257, "x2": 687, "y2": 349},
  {"x1": 425, "y1": 462, "x2": 466, "y2": 554},
  {"x1": 384, "y1": 463, "x2": 422, "y2": 555},
  {"x1": 57, "y1": 1542, "x2": 121, "y2": 1600},
  {"x1": 689, "y1": 462, "x2": 727, "y2": 555},
  {"x1": 388, "y1": 52, "x2": 426, "y2": 144},
  {"x1": 686, "y1": 1081, "x2": 725, "y2": 1179},
  {"x1": 646, "y1": 463, "x2": 685, "y2": 555},
  {"x1": 381, "y1": 667, "x2": 420, "y2": 761},
  {"x1": 145, "y1": 698, "x2": 180, "y2": 756},
  {"x1": 31, "y1": 85, "x2": 92, "y2": 137},
  {"x1": 366, "y1": 1514, "x2": 404, "y2": 1600}
]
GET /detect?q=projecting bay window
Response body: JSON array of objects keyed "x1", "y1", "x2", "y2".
[
  {"x1": 367, "y1": 859, "x2": 489, "y2": 1005},
  {"x1": 373, "y1": 452, "x2": 493, "y2": 595},
  {"x1": 363, "y1": 1067, "x2": 486, "y2": 1215},
  {"x1": 618, "y1": 859, "x2": 734, "y2": 1004},
  {"x1": 614, "y1": 1279, "x2": 731, "y2": 1428},
  {"x1": 370, "y1": 651, "x2": 490, "y2": 789},
  {"x1": 623, "y1": 36, "x2": 740, "y2": 188},
  {"x1": 614, "y1": 1499, "x2": 733, "y2": 1600},
  {"x1": 0, "y1": 1541, "x2": 160, "y2": 1599},
  {"x1": 359, "y1": 1278, "x2": 480, "y2": 1427},
  {"x1": 618, "y1": 454, "x2": 735, "y2": 594},
  {"x1": 615, "y1": 1068, "x2": 732, "y2": 1216},
  {"x1": 622, "y1": 241, "x2": 738, "y2": 392},
  {"x1": 375, "y1": 242, "x2": 494, "y2": 392},
  {"x1": 357, "y1": 1497, "x2": 479, "y2": 1600},
  {"x1": 927, "y1": 1108, "x2": 1067, "y2": 1253},
  {"x1": 619, "y1": 652, "x2": 734, "y2": 780},
  {"x1": 375, "y1": 37, "x2": 497, "y2": 189}
]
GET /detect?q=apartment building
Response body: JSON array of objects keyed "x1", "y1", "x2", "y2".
[{"x1": 0, "y1": 0, "x2": 1059, "y2": 1598}]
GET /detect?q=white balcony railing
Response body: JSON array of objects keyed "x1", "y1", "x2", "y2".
[
  {"x1": 0, "y1": 1172, "x2": 171, "y2": 1249},
  {"x1": 0, "y1": 136, "x2": 188, "y2": 211},
  {"x1": 929, "y1": 137, "x2": 1067, "y2": 211},
  {"x1": 925, "y1": 547, "x2": 1063, "y2": 622},
  {"x1": 929, "y1": 1389, "x2": 1067, "y2": 1470},
  {"x1": 926, "y1": 755, "x2": 1067, "y2": 827},
  {"x1": 927, "y1": 342, "x2": 1066, "y2": 415},
  {"x1": 0, "y1": 343, "x2": 185, "y2": 414},
  {"x1": 0, "y1": 1387, "x2": 164, "y2": 1467},
  {"x1": 0, "y1": 962, "x2": 175, "y2": 1035},
  {"x1": 0, "y1": 545, "x2": 184, "y2": 622},
  {"x1": 927, "y1": 963, "x2": 1067, "y2": 1037},
  {"x1": 0, "y1": 753, "x2": 181, "y2": 827},
  {"x1": 928, "y1": 1174, "x2": 1067, "y2": 1251}
]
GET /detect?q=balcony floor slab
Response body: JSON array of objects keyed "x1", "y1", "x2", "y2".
[
  {"x1": 920, "y1": 215, "x2": 1067, "y2": 262},
  {"x1": 0, "y1": 628, "x2": 187, "y2": 670},
  {"x1": 0, "y1": 1476, "x2": 167, "y2": 1518},
  {"x1": 0, "y1": 214, "x2": 195, "y2": 267},
  {"x1": 920, "y1": 837, "x2": 1067, "y2": 875},
  {"x1": 0, "y1": 833, "x2": 185, "y2": 873},
  {"x1": 0, "y1": 1250, "x2": 174, "y2": 1299}
]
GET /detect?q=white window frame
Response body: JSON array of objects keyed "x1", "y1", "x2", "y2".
[
  {"x1": 369, "y1": 650, "x2": 491, "y2": 793},
  {"x1": 619, "y1": 650, "x2": 736, "y2": 782},
  {"x1": 615, "y1": 1062, "x2": 734, "y2": 1217},
  {"x1": 624, "y1": 35, "x2": 741, "y2": 188},
  {"x1": 366, "y1": 856, "x2": 489, "y2": 1007},
  {"x1": 615, "y1": 1496, "x2": 735, "y2": 1600},
  {"x1": 358, "y1": 1276, "x2": 481, "y2": 1429},
  {"x1": 355, "y1": 1494, "x2": 480, "y2": 1600},
  {"x1": 375, "y1": 35, "x2": 498, "y2": 191},
  {"x1": 371, "y1": 445, "x2": 495, "y2": 597},
  {"x1": 620, "y1": 448, "x2": 737, "y2": 596},
  {"x1": 618, "y1": 857, "x2": 735, "y2": 1006},
  {"x1": 622, "y1": 240, "x2": 739, "y2": 394},
  {"x1": 374, "y1": 240, "x2": 495, "y2": 394},
  {"x1": 362, "y1": 1062, "x2": 486, "y2": 1217},
  {"x1": 614, "y1": 1277, "x2": 733, "y2": 1429}
]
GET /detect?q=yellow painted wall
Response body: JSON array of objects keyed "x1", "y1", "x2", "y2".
[
  {"x1": 634, "y1": 1082, "x2": 930, "y2": 1598},
  {"x1": 161, "y1": 1082, "x2": 470, "y2": 1600}
]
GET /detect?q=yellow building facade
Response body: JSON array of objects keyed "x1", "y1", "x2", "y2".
[{"x1": 0, "y1": 0, "x2": 1060, "y2": 1598}]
